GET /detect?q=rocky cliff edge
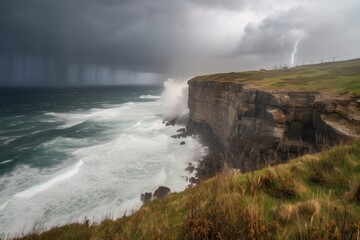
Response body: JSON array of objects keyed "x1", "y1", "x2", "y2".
[{"x1": 188, "y1": 78, "x2": 360, "y2": 171}]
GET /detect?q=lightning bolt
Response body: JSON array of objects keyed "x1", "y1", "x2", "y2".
[{"x1": 290, "y1": 38, "x2": 301, "y2": 67}]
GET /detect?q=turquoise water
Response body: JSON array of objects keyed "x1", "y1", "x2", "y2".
[{"x1": 0, "y1": 87, "x2": 204, "y2": 236}]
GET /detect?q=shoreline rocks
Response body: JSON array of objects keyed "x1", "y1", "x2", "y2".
[
  {"x1": 171, "y1": 128, "x2": 189, "y2": 138},
  {"x1": 140, "y1": 192, "x2": 152, "y2": 202},
  {"x1": 140, "y1": 186, "x2": 171, "y2": 202},
  {"x1": 164, "y1": 117, "x2": 177, "y2": 126},
  {"x1": 154, "y1": 186, "x2": 171, "y2": 199}
]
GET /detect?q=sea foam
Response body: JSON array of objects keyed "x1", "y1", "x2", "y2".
[
  {"x1": 0, "y1": 90, "x2": 205, "y2": 236},
  {"x1": 139, "y1": 95, "x2": 161, "y2": 99},
  {"x1": 44, "y1": 103, "x2": 134, "y2": 129},
  {"x1": 14, "y1": 160, "x2": 84, "y2": 199}
]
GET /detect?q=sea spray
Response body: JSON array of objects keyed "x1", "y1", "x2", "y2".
[{"x1": 161, "y1": 78, "x2": 190, "y2": 120}]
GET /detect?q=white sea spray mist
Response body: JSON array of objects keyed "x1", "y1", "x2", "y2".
[{"x1": 161, "y1": 78, "x2": 190, "y2": 122}]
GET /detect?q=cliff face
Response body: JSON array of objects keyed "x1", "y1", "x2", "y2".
[{"x1": 188, "y1": 80, "x2": 360, "y2": 171}]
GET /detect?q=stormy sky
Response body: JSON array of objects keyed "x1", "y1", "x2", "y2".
[{"x1": 0, "y1": 0, "x2": 359, "y2": 86}]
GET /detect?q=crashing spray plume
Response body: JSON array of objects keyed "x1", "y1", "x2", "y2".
[{"x1": 161, "y1": 78, "x2": 190, "y2": 121}]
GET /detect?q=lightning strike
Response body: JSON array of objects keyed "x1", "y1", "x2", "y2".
[{"x1": 290, "y1": 38, "x2": 301, "y2": 67}]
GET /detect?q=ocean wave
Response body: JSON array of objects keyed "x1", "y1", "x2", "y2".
[
  {"x1": 44, "y1": 101, "x2": 158, "y2": 130},
  {"x1": 0, "y1": 159, "x2": 14, "y2": 165},
  {"x1": 0, "y1": 94, "x2": 205, "y2": 235},
  {"x1": 139, "y1": 95, "x2": 161, "y2": 99},
  {"x1": 0, "y1": 136, "x2": 16, "y2": 145},
  {"x1": 14, "y1": 160, "x2": 84, "y2": 199},
  {"x1": 0, "y1": 201, "x2": 9, "y2": 211},
  {"x1": 44, "y1": 106, "x2": 129, "y2": 129}
]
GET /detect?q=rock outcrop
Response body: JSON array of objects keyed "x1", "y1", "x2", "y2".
[
  {"x1": 141, "y1": 186, "x2": 171, "y2": 202},
  {"x1": 154, "y1": 186, "x2": 171, "y2": 199},
  {"x1": 187, "y1": 80, "x2": 360, "y2": 172},
  {"x1": 141, "y1": 192, "x2": 152, "y2": 202}
]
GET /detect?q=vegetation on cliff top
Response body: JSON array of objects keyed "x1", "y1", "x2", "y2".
[
  {"x1": 13, "y1": 140, "x2": 360, "y2": 240},
  {"x1": 192, "y1": 58, "x2": 360, "y2": 97}
]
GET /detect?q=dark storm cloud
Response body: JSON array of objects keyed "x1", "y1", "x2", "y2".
[
  {"x1": 0, "y1": 0, "x2": 359, "y2": 85},
  {"x1": 233, "y1": 0, "x2": 360, "y2": 66},
  {"x1": 0, "y1": 0, "x2": 191, "y2": 73}
]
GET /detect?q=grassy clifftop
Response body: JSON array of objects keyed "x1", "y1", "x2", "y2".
[
  {"x1": 17, "y1": 141, "x2": 360, "y2": 240},
  {"x1": 193, "y1": 58, "x2": 360, "y2": 97}
]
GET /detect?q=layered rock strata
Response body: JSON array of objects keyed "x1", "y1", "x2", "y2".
[{"x1": 187, "y1": 80, "x2": 360, "y2": 171}]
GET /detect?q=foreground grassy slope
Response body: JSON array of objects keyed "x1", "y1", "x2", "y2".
[
  {"x1": 17, "y1": 141, "x2": 360, "y2": 240},
  {"x1": 193, "y1": 58, "x2": 360, "y2": 97}
]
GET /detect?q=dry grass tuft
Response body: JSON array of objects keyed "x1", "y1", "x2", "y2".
[
  {"x1": 257, "y1": 170, "x2": 298, "y2": 199},
  {"x1": 275, "y1": 200, "x2": 320, "y2": 223},
  {"x1": 344, "y1": 179, "x2": 360, "y2": 203}
]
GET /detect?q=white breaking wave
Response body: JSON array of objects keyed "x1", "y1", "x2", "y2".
[
  {"x1": 0, "y1": 99, "x2": 205, "y2": 236},
  {"x1": 0, "y1": 137, "x2": 16, "y2": 145},
  {"x1": 14, "y1": 160, "x2": 84, "y2": 199},
  {"x1": 0, "y1": 201, "x2": 8, "y2": 211},
  {"x1": 0, "y1": 159, "x2": 14, "y2": 165},
  {"x1": 139, "y1": 95, "x2": 161, "y2": 99},
  {"x1": 44, "y1": 102, "x2": 136, "y2": 129}
]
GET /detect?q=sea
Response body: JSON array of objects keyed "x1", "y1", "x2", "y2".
[{"x1": 0, "y1": 84, "x2": 204, "y2": 236}]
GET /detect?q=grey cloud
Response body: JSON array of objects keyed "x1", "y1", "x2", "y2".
[
  {"x1": 236, "y1": 6, "x2": 306, "y2": 55},
  {"x1": 0, "y1": 0, "x2": 359, "y2": 86},
  {"x1": 0, "y1": 0, "x2": 190, "y2": 73},
  {"x1": 232, "y1": 0, "x2": 360, "y2": 67}
]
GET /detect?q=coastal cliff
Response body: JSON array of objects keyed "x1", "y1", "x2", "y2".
[
  {"x1": 187, "y1": 62, "x2": 360, "y2": 171},
  {"x1": 16, "y1": 59, "x2": 360, "y2": 240}
]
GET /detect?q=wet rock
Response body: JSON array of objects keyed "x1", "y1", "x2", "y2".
[
  {"x1": 154, "y1": 186, "x2": 171, "y2": 199},
  {"x1": 140, "y1": 192, "x2": 152, "y2": 202},
  {"x1": 165, "y1": 118, "x2": 176, "y2": 126},
  {"x1": 185, "y1": 163, "x2": 195, "y2": 173},
  {"x1": 171, "y1": 128, "x2": 188, "y2": 138},
  {"x1": 189, "y1": 177, "x2": 198, "y2": 184},
  {"x1": 180, "y1": 141, "x2": 186, "y2": 145},
  {"x1": 196, "y1": 152, "x2": 224, "y2": 179},
  {"x1": 177, "y1": 128, "x2": 187, "y2": 133}
]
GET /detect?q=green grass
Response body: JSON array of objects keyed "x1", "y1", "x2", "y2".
[
  {"x1": 191, "y1": 58, "x2": 360, "y2": 97},
  {"x1": 14, "y1": 141, "x2": 360, "y2": 240}
]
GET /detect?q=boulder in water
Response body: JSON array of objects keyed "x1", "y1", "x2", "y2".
[
  {"x1": 141, "y1": 192, "x2": 152, "y2": 202},
  {"x1": 154, "y1": 186, "x2": 171, "y2": 199},
  {"x1": 189, "y1": 177, "x2": 198, "y2": 184},
  {"x1": 165, "y1": 118, "x2": 176, "y2": 126},
  {"x1": 185, "y1": 163, "x2": 195, "y2": 173}
]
